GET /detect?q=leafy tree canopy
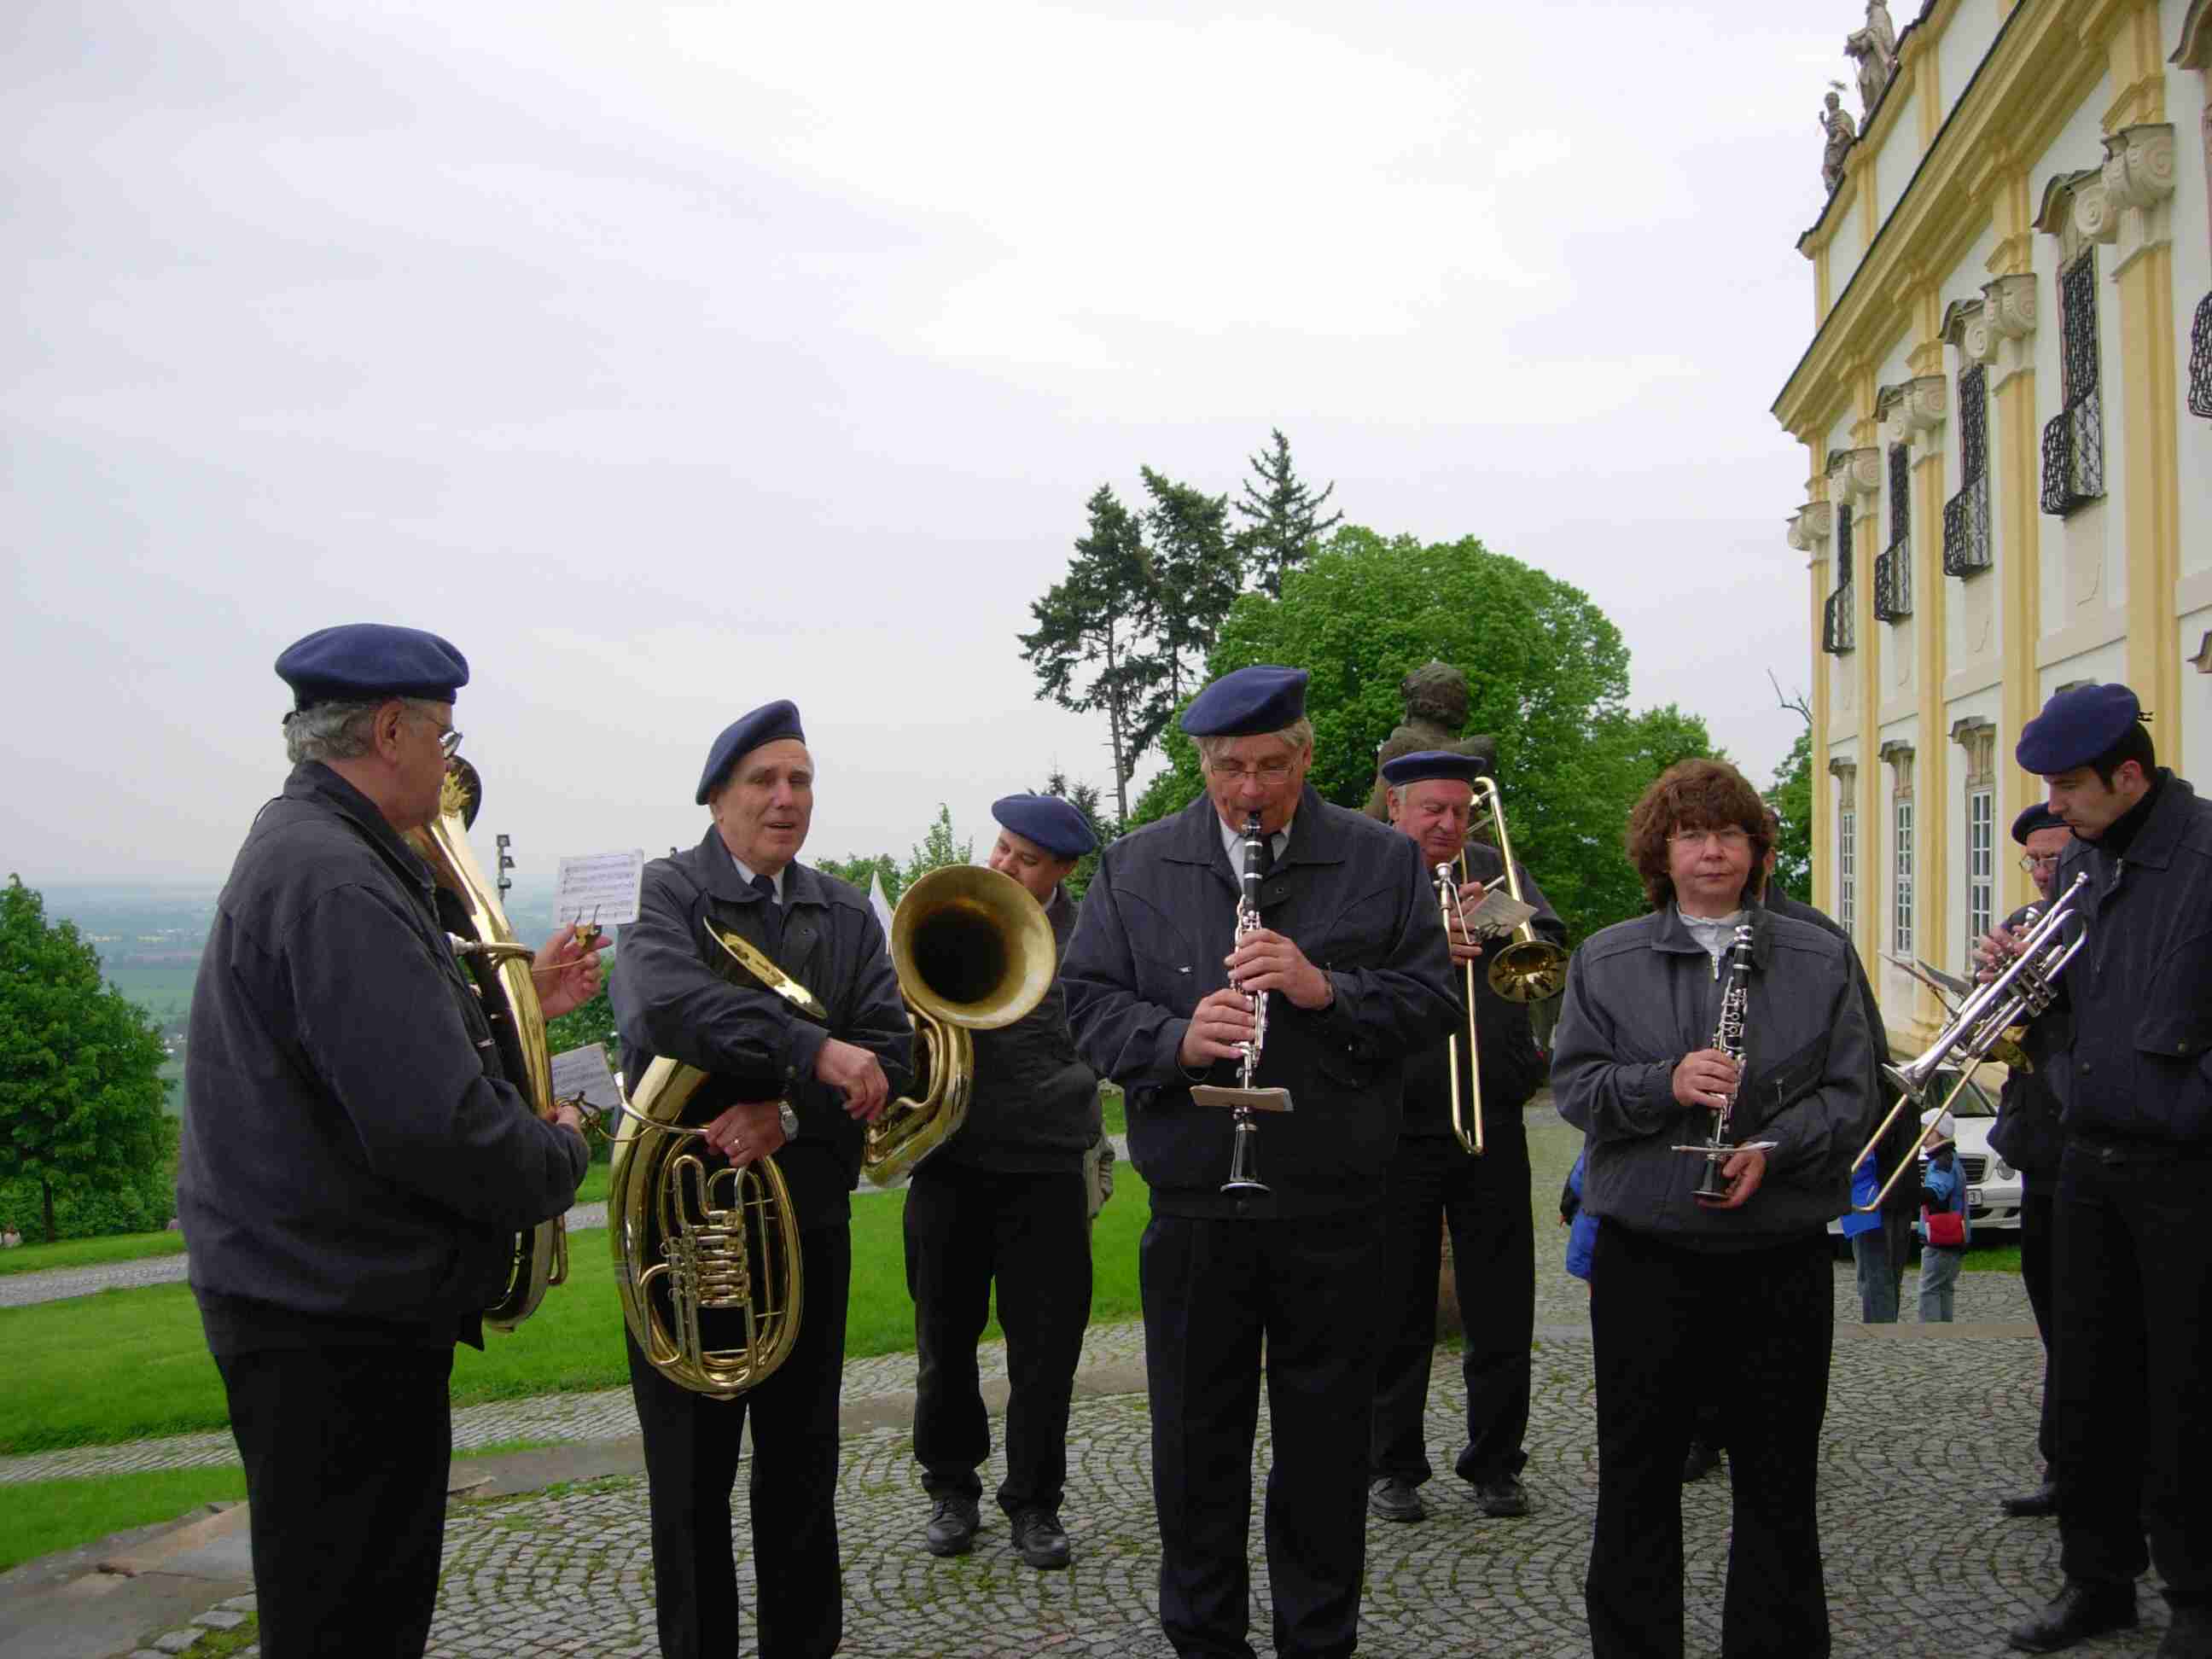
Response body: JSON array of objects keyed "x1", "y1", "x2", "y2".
[
  {"x1": 901, "y1": 805, "x2": 973, "y2": 892},
  {"x1": 0, "y1": 876, "x2": 172, "y2": 1241},
  {"x1": 1767, "y1": 728, "x2": 1813, "y2": 902},
  {"x1": 1127, "y1": 527, "x2": 1721, "y2": 943},
  {"x1": 1236, "y1": 428, "x2": 1343, "y2": 599}
]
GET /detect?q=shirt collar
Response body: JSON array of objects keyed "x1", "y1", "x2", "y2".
[{"x1": 1217, "y1": 814, "x2": 1292, "y2": 868}]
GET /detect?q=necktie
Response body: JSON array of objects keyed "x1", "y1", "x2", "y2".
[{"x1": 750, "y1": 872, "x2": 777, "y2": 907}]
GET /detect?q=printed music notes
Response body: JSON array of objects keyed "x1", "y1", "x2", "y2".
[{"x1": 555, "y1": 851, "x2": 645, "y2": 933}]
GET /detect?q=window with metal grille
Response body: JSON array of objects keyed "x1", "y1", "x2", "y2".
[
  {"x1": 1943, "y1": 364, "x2": 1991, "y2": 574},
  {"x1": 2040, "y1": 251, "x2": 2104, "y2": 515},
  {"x1": 1966, "y1": 787, "x2": 1993, "y2": 962},
  {"x1": 2191, "y1": 294, "x2": 2212, "y2": 421},
  {"x1": 1838, "y1": 808, "x2": 1856, "y2": 933},
  {"x1": 1874, "y1": 445, "x2": 1912, "y2": 620},
  {"x1": 1893, "y1": 797, "x2": 1913, "y2": 953},
  {"x1": 1823, "y1": 504, "x2": 1855, "y2": 654}
]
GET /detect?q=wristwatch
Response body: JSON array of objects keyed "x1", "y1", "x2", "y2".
[{"x1": 778, "y1": 1101, "x2": 800, "y2": 1141}]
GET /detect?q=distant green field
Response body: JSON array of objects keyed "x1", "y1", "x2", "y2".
[{"x1": 104, "y1": 963, "x2": 198, "y2": 1021}]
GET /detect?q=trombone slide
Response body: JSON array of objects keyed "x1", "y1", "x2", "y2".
[{"x1": 1435, "y1": 858, "x2": 1485, "y2": 1157}]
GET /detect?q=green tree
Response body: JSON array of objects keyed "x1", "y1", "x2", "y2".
[
  {"x1": 1018, "y1": 486, "x2": 1162, "y2": 822},
  {"x1": 1133, "y1": 468, "x2": 1243, "y2": 761},
  {"x1": 815, "y1": 853, "x2": 905, "y2": 908},
  {"x1": 1767, "y1": 728, "x2": 1814, "y2": 901},
  {"x1": 1127, "y1": 527, "x2": 1719, "y2": 944},
  {"x1": 901, "y1": 805, "x2": 974, "y2": 891},
  {"x1": 0, "y1": 876, "x2": 171, "y2": 1242},
  {"x1": 1235, "y1": 428, "x2": 1343, "y2": 599}
]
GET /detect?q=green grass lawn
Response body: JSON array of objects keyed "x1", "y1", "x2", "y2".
[
  {"x1": 0, "y1": 1164, "x2": 1150, "y2": 1458},
  {"x1": 1960, "y1": 1239, "x2": 2024, "y2": 1272}
]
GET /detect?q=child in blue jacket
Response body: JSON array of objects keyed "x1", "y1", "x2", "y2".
[{"x1": 1916, "y1": 1108, "x2": 1971, "y2": 1322}]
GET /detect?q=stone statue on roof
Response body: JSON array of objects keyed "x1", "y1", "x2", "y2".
[
  {"x1": 1821, "y1": 88, "x2": 1857, "y2": 195},
  {"x1": 1363, "y1": 661, "x2": 1498, "y2": 821},
  {"x1": 1846, "y1": 2, "x2": 1897, "y2": 119}
]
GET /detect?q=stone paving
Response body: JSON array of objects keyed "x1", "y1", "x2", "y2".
[{"x1": 119, "y1": 1321, "x2": 2168, "y2": 1659}]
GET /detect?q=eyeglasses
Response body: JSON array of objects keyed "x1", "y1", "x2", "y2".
[
  {"x1": 1210, "y1": 760, "x2": 1295, "y2": 784},
  {"x1": 2017, "y1": 853, "x2": 2061, "y2": 872},
  {"x1": 1668, "y1": 829, "x2": 1749, "y2": 850},
  {"x1": 415, "y1": 713, "x2": 463, "y2": 757}
]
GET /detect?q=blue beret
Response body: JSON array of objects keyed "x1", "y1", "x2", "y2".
[
  {"x1": 696, "y1": 700, "x2": 806, "y2": 804},
  {"x1": 275, "y1": 623, "x2": 469, "y2": 711},
  {"x1": 1379, "y1": 748, "x2": 1489, "y2": 789},
  {"x1": 2015, "y1": 683, "x2": 2143, "y2": 775},
  {"x1": 2010, "y1": 802, "x2": 2066, "y2": 844},
  {"x1": 991, "y1": 794, "x2": 1096, "y2": 859},
  {"x1": 1179, "y1": 665, "x2": 1309, "y2": 737}
]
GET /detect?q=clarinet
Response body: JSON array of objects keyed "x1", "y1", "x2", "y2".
[
  {"x1": 1221, "y1": 812, "x2": 1271, "y2": 1192},
  {"x1": 1691, "y1": 924, "x2": 1755, "y2": 1200}
]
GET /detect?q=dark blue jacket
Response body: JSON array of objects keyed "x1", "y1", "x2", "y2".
[
  {"x1": 178, "y1": 764, "x2": 587, "y2": 1352},
  {"x1": 1062, "y1": 787, "x2": 1462, "y2": 1218},
  {"x1": 611, "y1": 830, "x2": 915, "y2": 1223},
  {"x1": 2049, "y1": 771, "x2": 2212, "y2": 1147},
  {"x1": 947, "y1": 884, "x2": 1099, "y2": 1173},
  {"x1": 1986, "y1": 900, "x2": 2069, "y2": 1181}
]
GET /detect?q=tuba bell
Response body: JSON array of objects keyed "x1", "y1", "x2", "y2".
[
  {"x1": 405, "y1": 759, "x2": 568, "y2": 1332},
  {"x1": 608, "y1": 927, "x2": 817, "y2": 1397},
  {"x1": 860, "y1": 864, "x2": 1058, "y2": 1186}
]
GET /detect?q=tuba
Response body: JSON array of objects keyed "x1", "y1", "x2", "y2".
[
  {"x1": 608, "y1": 927, "x2": 817, "y2": 1397},
  {"x1": 860, "y1": 864, "x2": 1058, "y2": 1186},
  {"x1": 405, "y1": 759, "x2": 568, "y2": 1332}
]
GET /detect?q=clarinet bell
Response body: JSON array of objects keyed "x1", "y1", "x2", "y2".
[{"x1": 1222, "y1": 1112, "x2": 1270, "y2": 1194}]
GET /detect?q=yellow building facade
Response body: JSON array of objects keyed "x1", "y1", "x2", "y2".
[{"x1": 1774, "y1": 0, "x2": 2212, "y2": 1051}]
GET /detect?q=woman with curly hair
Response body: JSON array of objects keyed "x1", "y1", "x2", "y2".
[{"x1": 1551, "y1": 757, "x2": 1872, "y2": 1659}]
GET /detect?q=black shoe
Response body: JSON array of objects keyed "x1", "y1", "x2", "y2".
[
  {"x1": 1681, "y1": 1439, "x2": 1722, "y2": 1483},
  {"x1": 1367, "y1": 1477, "x2": 1425, "y2": 1523},
  {"x1": 924, "y1": 1496, "x2": 980, "y2": 1557},
  {"x1": 1010, "y1": 1508, "x2": 1070, "y2": 1570},
  {"x1": 2159, "y1": 1604, "x2": 2212, "y2": 1659},
  {"x1": 2008, "y1": 1580, "x2": 2137, "y2": 1652},
  {"x1": 2001, "y1": 1481, "x2": 2061, "y2": 1518},
  {"x1": 1472, "y1": 1477, "x2": 1529, "y2": 1517}
]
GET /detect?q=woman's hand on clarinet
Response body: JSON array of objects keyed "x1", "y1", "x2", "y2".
[{"x1": 1671, "y1": 1049, "x2": 1739, "y2": 1110}]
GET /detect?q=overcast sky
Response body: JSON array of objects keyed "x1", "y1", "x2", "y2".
[{"x1": 5, "y1": 0, "x2": 1862, "y2": 887}]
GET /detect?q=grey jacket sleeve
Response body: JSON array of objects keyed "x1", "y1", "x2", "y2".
[
  {"x1": 1060, "y1": 848, "x2": 1195, "y2": 1090},
  {"x1": 1550, "y1": 948, "x2": 1681, "y2": 1143},
  {"x1": 613, "y1": 861, "x2": 818, "y2": 1086},
  {"x1": 288, "y1": 883, "x2": 586, "y2": 1232},
  {"x1": 1758, "y1": 954, "x2": 1873, "y2": 1183}
]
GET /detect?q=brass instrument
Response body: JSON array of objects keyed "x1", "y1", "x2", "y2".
[
  {"x1": 1466, "y1": 777, "x2": 1568, "y2": 1003},
  {"x1": 405, "y1": 759, "x2": 568, "y2": 1332},
  {"x1": 1434, "y1": 856, "x2": 1485, "y2": 1157},
  {"x1": 1852, "y1": 872, "x2": 2088, "y2": 1213},
  {"x1": 1191, "y1": 813, "x2": 1293, "y2": 1190},
  {"x1": 1674, "y1": 923, "x2": 1756, "y2": 1199},
  {"x1": 607, "y1": 927, "x2": 822, "y2": 1397},
  {"x1": 861, "y1": 864, "x2": 1058, "y2": 1186}
]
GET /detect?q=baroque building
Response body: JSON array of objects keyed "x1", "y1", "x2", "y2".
[{"x1": 1773, "y1": 0, "x2": 2212, "y2": 1051}]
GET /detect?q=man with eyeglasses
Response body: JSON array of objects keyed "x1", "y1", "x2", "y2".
[
  {"x1": 1062, "y1": 664, "x2": 1460, "y2": 1659},
  {"x1": 1977, "y1": 803, "x2": 2073, "y2": 1523},
  {"x1": 1551, "y1": 758, "x2": 1871, "y2": 1659},
  {"x1": 178, "y1": 623, "x2": 601, "y2": 1657},
  {"x1": 2000, "y1": 684, "x2": 2212, "y2": 1659}
]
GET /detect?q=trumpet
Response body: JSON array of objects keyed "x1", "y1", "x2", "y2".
[
  {"x1": 1850, "y1": 871, "x2": 2089, "y2": 1213},
  {"x1": 1434, "y1": 857, "x2": 1484, "y2": 1157},
  {"x1": 1467, "y1": 777, "x2": 1568, "y2": 1003},
  {"x1": 1190, "y1": 812, "x2": 1293, "y2": 1190}
]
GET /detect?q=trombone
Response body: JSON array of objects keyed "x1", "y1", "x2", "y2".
[
  {"x1": 1468, "y1": 777, "x2": 1568, "y2": 1004},
  {"x1": 1435, "y1": 858, "x2": 1484, "y2": 1156},
  {"x1": 1850, "y1": 871, "x2": 2089, "y2": 1213}
]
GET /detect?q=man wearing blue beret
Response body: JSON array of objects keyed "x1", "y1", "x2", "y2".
[
  {"x1": 609, "y1": 698, "x2": 914, "y2": 1659},
  {"x1": 1978, "y1": 802, "x2": 2074, "y2": 1523},
  {"x1": 1365, "y1": 748, "x2": 1564, "y2": 1528},
  {"x1": 906, "y1": 793, "x2": 1100, "y2": 1570},
  {"x1": 2000, "y1": 685, "x2": 2212, "y2": 1659},
  {"x1": 177, "y1": 623, "x2": 603, "y2": 1658},
  {"x1": 1062, "y1": 665, "x2": 1461, "y2": 1659}
]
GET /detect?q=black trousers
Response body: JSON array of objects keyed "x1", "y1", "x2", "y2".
[
  {"x1": 1370, "y1": 1122, "x2": 1534, "y2": 1487},
  {"x1": 2018, "y1": 1186, "x2": 2058, "y2": 1471},
  {"x1": 904, "y1": 1160, "x2": 1092, "y2": 1517},
  {"x1": 1586, "y1": 1222, "x2": 1833, "y2": 1659},
  {"x1": 215, "y1": 1344, "x2": 455, "y2": 1659},
  {"x1": 627, "y1": 1221, "x2": 852, "y2": 1659},
  {"x1": 1140, "y1": 1208, "x2": 1386, "y2": 1659},
  {"x1": 2054, "y1": 1143, "x2": 2212, "y2": 1601}
]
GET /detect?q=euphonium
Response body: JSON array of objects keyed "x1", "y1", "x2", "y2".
[
  {"x1": 861, "y1": 864, "x2": 1058, "y2": 1186},
  {"x1": 404, "y1": 759, "x2": 567, "y2": 1332},
  {"x1": 608, "y1": 927, "x2": 818, "y2": 1397},
  {"x1": 1467, "y1": 777, "x2": 1568, "y2": 1003}
]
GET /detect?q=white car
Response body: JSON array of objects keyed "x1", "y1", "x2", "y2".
[{"x1": 1829, "y1": 1064, "x2": 2023, "y2": 1236}]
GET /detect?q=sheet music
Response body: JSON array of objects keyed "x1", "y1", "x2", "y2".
[
  {"x1": 549, "y1": 1043, "x2": 624, "y2": 1112},
  {"x1": 1466, "y1": 888, "x2": 1537, "y2": 939},
  {"x1": 553, "y1": 850, "x2": 645, "y2": 928}
]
